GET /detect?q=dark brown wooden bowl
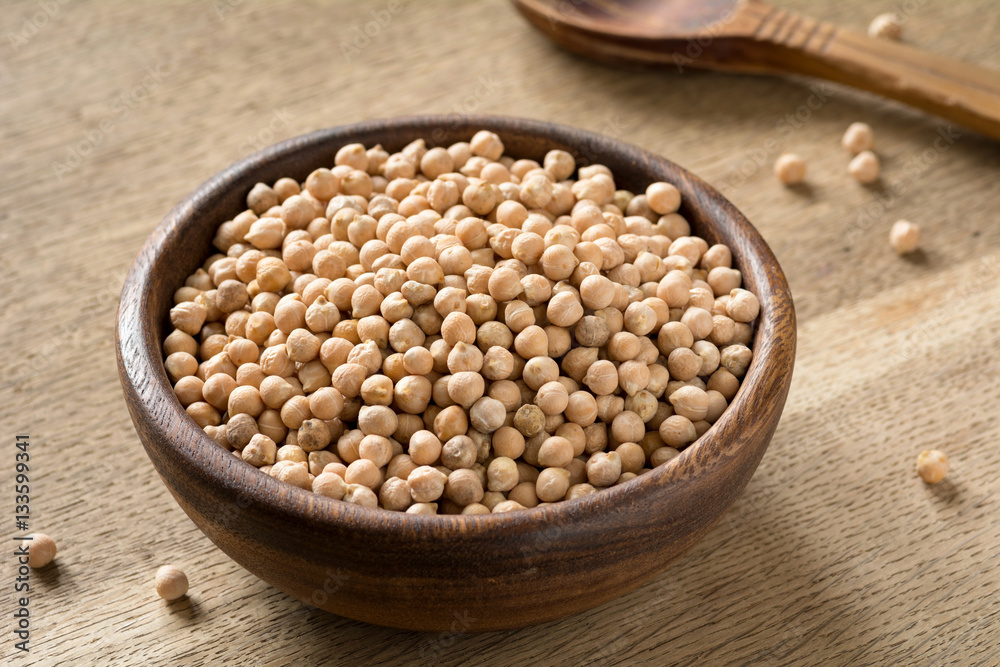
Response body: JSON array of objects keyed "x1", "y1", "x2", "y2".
[{"x1": 116, "y1": 115, "x2": 796, "y2": 632}]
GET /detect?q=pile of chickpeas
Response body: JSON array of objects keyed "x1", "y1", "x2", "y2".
[{"x1": 163, "y1": 131, "x2": 759, "y2": 515}]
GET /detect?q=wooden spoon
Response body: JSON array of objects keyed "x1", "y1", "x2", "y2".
[{"x1": 513, "y1": 0, "x2": 1000, "y2": 141}]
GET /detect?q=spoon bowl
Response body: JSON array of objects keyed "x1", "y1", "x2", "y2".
[{"x1": 515, "y1": 0, "x2": 1000, "y2": 140}]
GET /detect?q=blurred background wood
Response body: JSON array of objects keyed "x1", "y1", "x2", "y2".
[{"x1": 1, "y1": 0, "x2": 998, "y2": 664}]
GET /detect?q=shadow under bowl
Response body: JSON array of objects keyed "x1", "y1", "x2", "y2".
[{"x1": 116, "y1": 114, "x2": 796, "y2": 632}]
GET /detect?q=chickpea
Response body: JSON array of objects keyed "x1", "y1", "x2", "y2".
[
  {"x1": 409, "y1": 465, "x2": 448, "y2": 503},
  {"x1": 313, "y1": 472, "x2": 347, "y2": 500},
  {"x1": 659, "y1": 415, "x2": 697, "y2": 448},
  {"x1": 868, "y1": 13, "x2": 902, "y2": 40},
  {"x1": 357, "y1": 405, "x2": 398, "y2": 437},
  {"x1": 470, "y1": 396, "x2": 506, "y2": 433},
  {"x1": 540, "y1": 244, "x2": 578, "y2": 281},
  {"x1": 651, "y1": 446, "x2": 681, "y2": 467},
  {"x1": 345, "y1": 458, "x2": 383, "y2": 490},
  {"x1": 536, "y1": 467, "x2": 572, "y2": 502},
  {"x1": 546, "y1": 291, "x2": 583, "y2": 327},
  {"x1": 668, "y1": 385, "x2": 710, "y2": 422},
  {"x1": 848, "y1": 150, "x2": 881, "y2": 184},
  {"x1": 890, "y1": 220, "x2": 920, "y2": 255},
  {"x1": 434, "y1": 405, "x2": 468, "y2": 441},
  {"x1": 446, "y1": 469, "x2": 485, "y2": 506},
  {"x1": 623, "y1": 301, "x2": 657, "y2": 336},
  {"x1": 154, "y1": 565, "x2": 189, "y2": 601},
  {"x1": 842, "y1": 122, "x2": 875, "y2": 154},
  {"x1": 485, "y1": 456, "x2": 518, "y2": 492},
  {"x1": 508, "y1": 481, "x2": 539, "y2": 508},
  {"x1": 242, "y1": 433, "x2": 277, "y2": 467},
  {"x1": 343, "y1": 484, "x2": 379, "y2": 508},
  {"x1": 492, "y1": 500, "x2": 526, "y2": 513},
  {"x1": 584, "y1": 360, "x2": 619, "y2": 396},
  {"x1": 720, "y1": 344, "x2": 753, "y2": 378},
  {"x1": 586, "y1": 451, "x2": 622, "y2": 487},
  {"x1": 916, "y1": 450, "x2": 949, "y2": 484},
  {"x1": 725, "y1": 289, "x2": 759, "y2": 323},
  {"x1": 440, "y1": 312, "x2": 476, "y2": 347},
  {"x1": 537, "y1": 436, "x2": 574, "y2": 468},
  {"x1": 470, "y1": 130, "x2": 504, "y2": 160},
  {"x1": 774, "y1": 153, "x2": 807, "y2": 185},
  {"x1": 646, "y1": 182, "x2": 681, "y2": 215}
]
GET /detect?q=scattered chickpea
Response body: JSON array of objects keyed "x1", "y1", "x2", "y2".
[
  {"x1": 842, "y1": 122, "x2": 874, "y2": 155},
  {"x1": 154, "y1": 565, "x2": 189, "y2": 601},
  {"x1": 916, "y1": 450, "x2": 949, "y2": 484},
  {"x1": 23, "y1": 533, "x2": 57, "y2": 568},
  {"x1": 774, "y1": 153, "x2": 807, "y2": 185},
  {"x1": 889, "y1": 220, "x2": 920, "y2": 255},
  {"x1": 848, "y1": 150, "x2": 881, "y2": 184},
  {"x1": 868, "y1": 13, "x2": 902, "y2": 40}
]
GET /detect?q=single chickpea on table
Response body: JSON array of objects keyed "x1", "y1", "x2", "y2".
[
  {"x1": 868, "y1": 13, "x2": 903, "y2": 41},
  {"x1": 842, "y1": 122, "x2": 875, "y2": 155},
  {"x1": 890, "y1": 220, "x2": 921, "y2": 255},
  {"x1": 22, "y1": 533, "x2": 57, "y2": 568},
  {"x1": 164, "y1": 131, "x2": 761, "y2": 515},
  {"x1": 155, "y1": 565, "x2": 189, "y2": 601},
  {"x1": 848, "y1": 150, "x2": 881, "y2": 184},
  {"x1": 916, "y1": 450, "x2": 949, "y2": 484},
  {"x1": 774, "y1": 153, "x2": 807, "y2": 186}
]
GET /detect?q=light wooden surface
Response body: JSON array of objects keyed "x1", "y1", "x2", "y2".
[{"x1": 2, "y1": 0, "x2": 998, "y2": 664}]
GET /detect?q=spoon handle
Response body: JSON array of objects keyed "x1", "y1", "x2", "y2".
[{"x1": 771, "y1": 21, "x2": 1000, "y2": 140}]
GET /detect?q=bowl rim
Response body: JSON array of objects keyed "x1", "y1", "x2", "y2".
[{"x1": 116, "y1": 113, "x2": 796, "y2": 539}]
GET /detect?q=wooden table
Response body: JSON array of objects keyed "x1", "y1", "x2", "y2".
[{"x1": 2, "y1": 1, "x2": 999, "y2": 664}]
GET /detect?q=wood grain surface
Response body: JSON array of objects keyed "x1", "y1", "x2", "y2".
[{"x1": 1, "y1": 0, "x2": 998, "y2": 664}]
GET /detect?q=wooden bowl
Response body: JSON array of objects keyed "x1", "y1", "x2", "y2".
[{"x1": 116, "y1": 115, "x2": 796, "y2": 632}]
